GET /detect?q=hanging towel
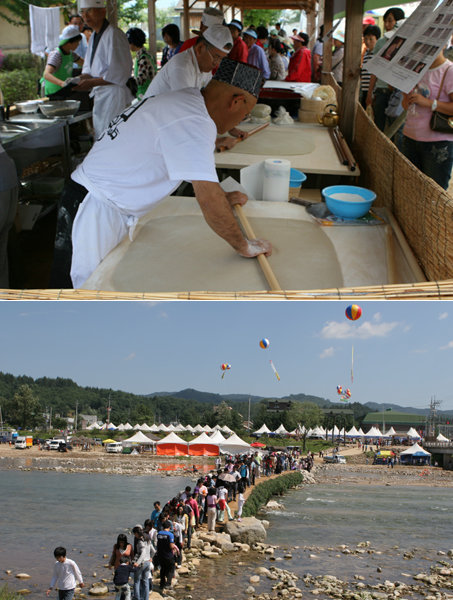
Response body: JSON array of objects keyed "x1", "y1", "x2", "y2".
[{"x1": 29, "y1": 4, "x2": 61, "y2": 57}]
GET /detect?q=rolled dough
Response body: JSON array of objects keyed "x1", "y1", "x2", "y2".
[
  {"x1": 105, "y1": 214, "x2": 343, "y2": 292},
  {"x1": 228, "y1": 128, "x2": 316, "y2": 155}
]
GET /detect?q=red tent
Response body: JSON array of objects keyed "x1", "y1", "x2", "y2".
[
  {"x1": 188, "y1": 432, "x2": 220, "y2": 456},
  {"x1": 156, "y1": 432, "x2": 188, "y2": 456}
]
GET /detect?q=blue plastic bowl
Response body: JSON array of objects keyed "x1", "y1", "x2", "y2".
[
  {"x1": 290, "y1": 168, "x2": 307, "y2": 187},
  {"x1": 322, "y1": 185, "x2": 376, "y2": 219}
]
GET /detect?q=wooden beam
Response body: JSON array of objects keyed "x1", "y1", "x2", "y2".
[
  {"x1": 321, "y1": 0, "x2": 333, "y2": 80},
  {"x1": 183, "y1": 0, "x2": 190, "y2": 41},
  {"x1": 307, "y1": 9, "x2": 316, "y2": 51},
  {"x1": 147, "y1": 0, "x2": 157, "y2": 58},
  {"x1": 340, "y1": 0, "x2": 364, "y2": 144}
]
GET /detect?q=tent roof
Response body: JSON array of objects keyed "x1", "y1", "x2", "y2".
[
  {"x1": 365, "y1": 426, "x2": 383, "y2": 437},
  {"x1": 123, "y1": 431, "x2": 156, "y2": 444},
  {"x1": 384, "y1": 427, "x2": 396, "y2": 436},
  {"x1": 156, "y1": 431, "x2": 187, "y2": 445},
  {"x1": 254, "y1": 424, "x2": 272, "y2": 434},
  {"x1": 346, "y1": 426, "x2": 360, "y2": 437},
  {"x1": 400, "y1": 442, "x2": 431, "y2": 456},
  {"x1": 407, "y1": 427, "x2": 421, "y2": 438},
  {"x1": 210, "y1": 430, "x2": 227, "y2": 444},
  {"x1": 436, "y1": 433, "x2": 450, "y2": 442},
  {"x1": 188, "y1": 432, "x2": 220, "y2": 447},
  {"x1": 274, "y1": 424, "x2": 289, "y2": 434},
  {"x1": 223, "y1": 432, "x2": 250, "y2": 448},
  {"x1": 123, "y1": 423, "x2": 133, "y2": 430}
]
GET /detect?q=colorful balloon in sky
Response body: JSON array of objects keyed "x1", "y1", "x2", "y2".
[
  {"x1": 345, "y1": 304, "x2": 362, "y2": 321},
  {"x1": 220, "y1": 363, "x2": 231, "y2": 379},
  {"x1": 259, "y1": 338, "x2": 270, "y2": 349},
  {"x1": 337, "y1": 385, "x2": 343, "y2": 395}
]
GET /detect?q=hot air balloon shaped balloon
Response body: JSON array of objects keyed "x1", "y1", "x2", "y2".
[
  {"x1": 345, "y1": 304, "x2": 362, "y2": 321},
  {"x1": 259, "y1": 338, "x2": 270, "y2": 349},
  {"x1": 337, "y1": 385, "x2": 343, "y2": 395}
]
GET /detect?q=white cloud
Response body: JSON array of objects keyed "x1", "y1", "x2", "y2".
[
  {"x1": 440, "y1": 341, "x2": 453, "y2": 350},
  {"x1": 439, "y1": 312, "x2": 448, "y2": 320},
  {"x1": 320, "y1": 347, "x2": 335, "y2": 359},
  {"x1": 125, "y1": 352, "x2": 136, "y2": 361},
  {"x1": 372, "y1": 312, "x2": 382, "y2": 322},
  {"x1": 320, "y1": 320, "x2": 399, "y2": 339}
]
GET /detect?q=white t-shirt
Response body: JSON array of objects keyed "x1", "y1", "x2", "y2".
[
  {"x1": 144, "y1": 46, "x2": 212, "y2": 98},
  {"x1": 72, "y1": 87, "x2": 218, "y2": 217}
]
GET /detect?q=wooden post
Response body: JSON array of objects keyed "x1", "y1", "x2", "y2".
[
  {"x1": 321, "y1": 0, "x2": 333, "y2": 80},
  {"x1": 183, "y1": 0, "x2": 190, "y2": 42},
  {"x1": 106, "y1": 0, "x2": 117, "y2": 27},
  {"x1": 307, "y1": 9, "x2": 316, "y2": 51},
  {"x1": 340, "y1": 0, "x2": 364, "y2": 145},
  {"x1": 147, "y1": 0, "x2": 157, "y2": 58}
]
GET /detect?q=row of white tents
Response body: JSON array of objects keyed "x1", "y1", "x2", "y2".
[
  {"x1": 121, "y1": 430, "x2": 252, "y2": 456},
  {"x1": 86, "y1": 422, "x2": 234, "y2": 434},
  {"x1": 86, "y1": 421, "x2": 450, "y2": 443}
]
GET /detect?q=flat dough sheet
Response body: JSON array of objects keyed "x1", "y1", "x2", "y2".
[
  {"x1": 106, "y1": 215, "x2": 343, "y2": 292},
  {"x1": 227, "y1": 128, "x2": 316, "y2": 155}
]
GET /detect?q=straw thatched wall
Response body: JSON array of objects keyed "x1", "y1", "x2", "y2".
[{"x1": 352, "y1": 105, "x2": 453, "y2": 281}]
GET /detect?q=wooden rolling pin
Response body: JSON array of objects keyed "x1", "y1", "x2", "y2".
[
  {"x1": 216, "y1": 122, "x2": 270, "y2": 152},
  {"x1": 234, "y1": 204, "x2": 282, "y2": 292}
]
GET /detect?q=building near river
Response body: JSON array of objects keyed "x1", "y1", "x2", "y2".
[{"x1": 362, "y1": 410, "x2": 426, "y2": 438}]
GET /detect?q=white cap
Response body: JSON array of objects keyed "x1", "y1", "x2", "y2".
[
  {"x1": 78, "y1": 0, "x2": 106, "y2": 9},
  {"x1": 59, "y1": 24, "x2": 81, "y2": 44},
  {"x1": 203, "y1": 24, "x2": 233, "y2": 52},
  {"x1": 201, "y1": 12, "x2": 224, "y2": 28}
]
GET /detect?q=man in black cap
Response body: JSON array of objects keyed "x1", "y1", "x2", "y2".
[{"x1": 69, "y1": 58, "x2": 272, "y2": 288}]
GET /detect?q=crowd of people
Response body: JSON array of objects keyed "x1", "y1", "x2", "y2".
[{"x1": 45, "y1": 449, "x2": 315, "y2": 600}]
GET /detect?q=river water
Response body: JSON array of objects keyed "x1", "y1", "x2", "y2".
[{"x1": 1, "y1": 470, "x2": 451, "y2": 600}]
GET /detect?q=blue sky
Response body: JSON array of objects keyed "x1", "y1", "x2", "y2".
[{"x1": 1, "y1": 301, "x2": 452, "y2": 411}]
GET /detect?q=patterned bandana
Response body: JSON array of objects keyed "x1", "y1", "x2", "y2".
[{"x1": 213, "y1": 58, "x2": 263, "y2": 98}]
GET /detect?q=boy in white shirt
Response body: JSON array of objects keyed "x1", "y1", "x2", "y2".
[{"x1": 47, "y1": 546, "x2": 84, "y2": 600}]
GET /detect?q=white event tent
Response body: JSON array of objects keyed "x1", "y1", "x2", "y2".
[
  {"x1": 346, "y1": 426, "x2": 360, "y2": 437},
  {"x1": 122, "y1": 431, "x2": 156, "y2": 447},
  {"x1": 253, "y1": 424, "x2": 272, "y2": 435},
  {"x1": 406, "y1": 427, "x2": 421, "y2": 439},
  {"x1": 436, "y1": 432, "x2": 450, "y2": 442},
  {"x1": 123, "y1": 423, "x2": 133, "y2": 430},
  {"x1": 156, "y1": 432, "x2": 188, "y2": 456},
  {"x1": 219, "y1": 432, "x2": 251, "y2": 455},
  {"x1": 384, "y1": 427, "x2": 396, "y2": 437},
  {"x1": 274, "y1": 424, "x2": 289, "y2": 435},
  {"x1": 188, "y1": 432, "x2": 220, "y2": 456},
  {"x1": 210, "y1": 430, "x2": 227, "y2": 444},
  {"x1": 365, "y1": 427, "x2": 383, "y2": 437}
]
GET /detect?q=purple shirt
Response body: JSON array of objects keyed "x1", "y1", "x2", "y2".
[{"x1": 247, "y1": 44, "x2": 270, "y2": 80}]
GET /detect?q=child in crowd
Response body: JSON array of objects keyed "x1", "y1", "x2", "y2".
[
  {"x1": 47, "y1": 547, "x2": 84, "y2": 600},
  {"x1": 113, "y1": 556, "x2": 135, "y2": 600}
]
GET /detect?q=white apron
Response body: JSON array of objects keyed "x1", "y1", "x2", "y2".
[
  {"x1": 70, "y1": 169, "x2": 138, "y2": 289},
  {"x1": 83, "y1": 23, "x2": 133, "y2": 139}
]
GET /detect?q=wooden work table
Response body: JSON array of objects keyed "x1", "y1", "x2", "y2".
[{"x1": 215, "y1": 121, "x2": 360, "y2": 177}]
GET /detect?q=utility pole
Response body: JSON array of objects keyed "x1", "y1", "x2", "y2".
[
  {"x1": 426, "y1": 396, "x2": 441, "y2": 440},
  {"x1": 106, "y1": 393, "x2": 111, "y2": 426},
  {"x1": 75, "y1": 400, "x2": 78, "y2": 433}
]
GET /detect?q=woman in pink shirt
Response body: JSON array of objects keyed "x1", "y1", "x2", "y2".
[{"x1": 402, "y1": 49, "x2": 453, "y2": 189}]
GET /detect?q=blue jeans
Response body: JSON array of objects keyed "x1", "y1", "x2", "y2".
[
  {"x1": 58, "y1": 590, "x2": 75, "y2": 600},
  {"x1": 115, "y1": 583, "x2": 131, "y2": 600},
  {"x1": 402, "y1": 135, "x2": 453, "y2": 190},
  {"x1": 133, "y1": 562, "x2": 150, "y2": 600}
]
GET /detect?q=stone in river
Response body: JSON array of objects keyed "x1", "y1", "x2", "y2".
[
  {"x1": 17, "y1": 590, "x2": 31, "y2": 595},
  {"x1": 88, "y1": 584, "x2": 109, "y2": 596},
  {"x1": 16, "y1": 574, "x2": 31, "y2": 579},
  {"x1": 224, "y1": 518, "x2": 266, "y2": 544},
  {"x1": 5, "y1": 570, "x2": 12, "y2": 575},
  {"x1": 250, "y1": 575, "x2": 260, "y2": 584}
]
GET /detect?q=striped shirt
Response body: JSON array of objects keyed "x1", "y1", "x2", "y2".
[{"x1": 360, "y1": 49, "x2": 374, "y2": 94}]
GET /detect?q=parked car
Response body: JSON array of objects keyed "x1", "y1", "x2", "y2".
[
  {"x1": 106, "y1": 442, "x2": 123, "y2": 454},
  {"x1": 47, "y1": 438, "x2": 66, "y2": 450},
  {"x1": 323, "y1": 454, "x2": 347, "y2": 464}
]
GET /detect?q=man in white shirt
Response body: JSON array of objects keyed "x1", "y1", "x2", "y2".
[
  {"x1": 74, "y1": 0, "x2": 132, "y2": 138},
  {"x1": 145, "y1": 24, "x2": 247, "y2": 148},
  {"x1": 145, "y1": 24, "x2": 232, "y2": 98},
  {"x1": 47, "y1": 546, "x2": 84, "y2": 600},
  {"x1": 69, "y1": 58, "x2": 271, "y2": 288}
]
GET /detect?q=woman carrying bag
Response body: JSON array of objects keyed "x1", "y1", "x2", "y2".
[{"x1": 402, "y1": 48, "x2": 453, "y2": 190}]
